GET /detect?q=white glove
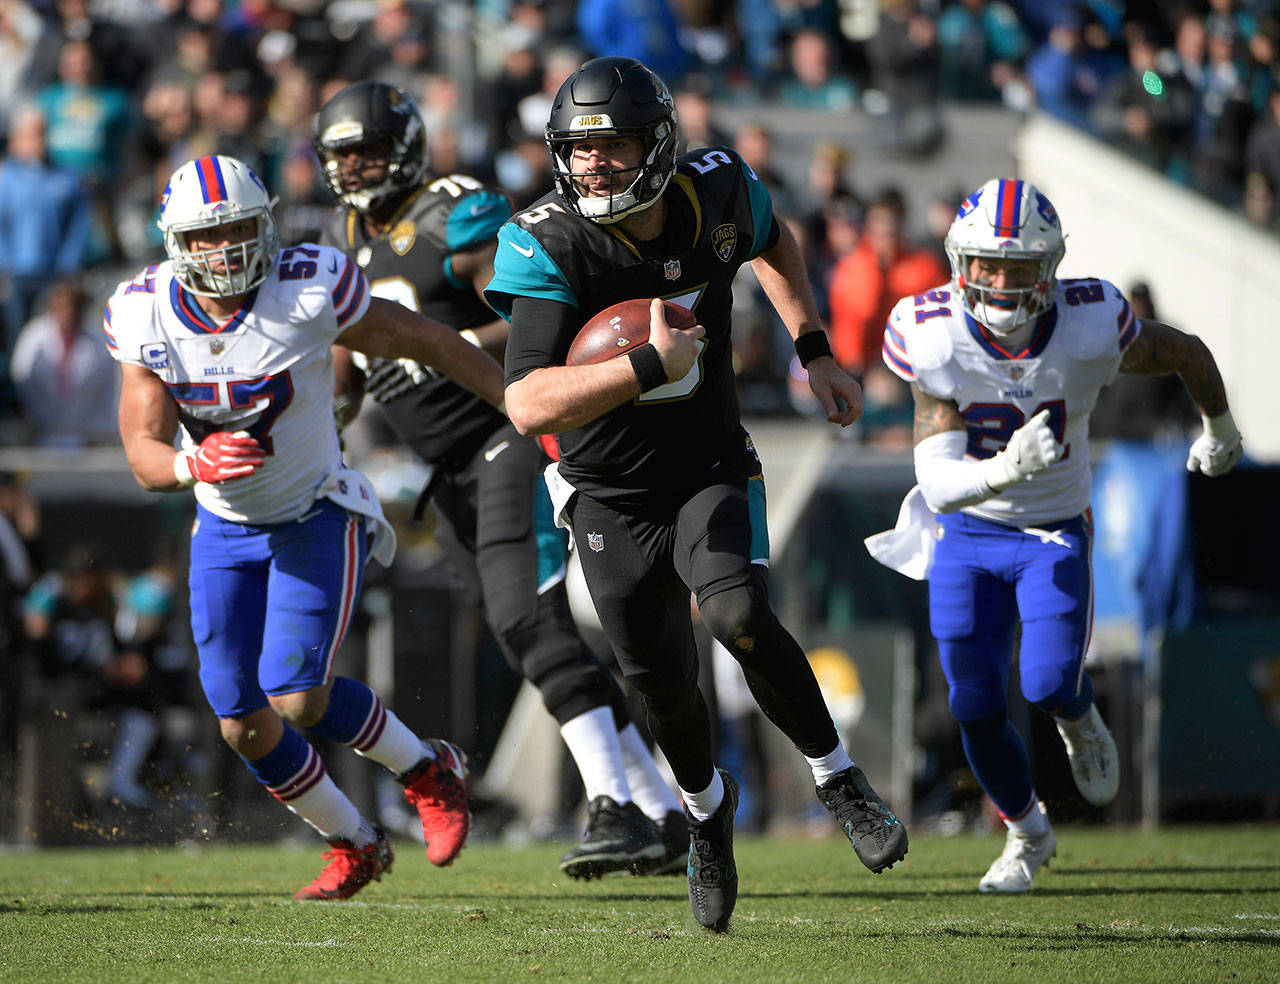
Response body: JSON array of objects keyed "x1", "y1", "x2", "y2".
[
  {"x1": 1186, "y1": 411, "x2": 1243, "y2": 477},
  {"x1": 982, "y1": 409, "x2": 1063, "y2": 492}
]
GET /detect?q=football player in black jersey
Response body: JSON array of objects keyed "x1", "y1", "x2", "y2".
[
  {"x1": 314, "y1": 81, "x2": 687, "y2": 879},
  {"x1": 487, "y1": 57, "x2": 909, "y2": 932}
]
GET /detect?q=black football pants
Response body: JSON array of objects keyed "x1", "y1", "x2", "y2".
[
  {"x1": 430, "y1": 422, "x2": 630, "y2": 728},
  {"x1": 567, "y1": 477, "x2": 840, "y2": 793}
]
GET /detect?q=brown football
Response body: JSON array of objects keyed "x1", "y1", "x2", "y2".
[{"x1": 565, "y1": 298, "x2": 697, "y2": 366}]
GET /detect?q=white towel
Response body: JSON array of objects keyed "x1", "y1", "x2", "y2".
[
  {"x1": 319, "y1": 467, "x2": 398, "y2": 567},
  {"x1": 863, "y1": 485, "x2": 938, "y2": 581}
]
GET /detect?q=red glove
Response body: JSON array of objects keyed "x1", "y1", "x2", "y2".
[{"x1": 174, "y1": 430, "x2": 264, "y2": 486}]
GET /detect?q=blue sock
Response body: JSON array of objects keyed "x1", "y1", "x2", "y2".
[
  {"x1": 242, "y1": 725, "x2": 316, "y2": 797},
  {"x1": 308, "y1": 676, "x2": 382, "y2": 747}
]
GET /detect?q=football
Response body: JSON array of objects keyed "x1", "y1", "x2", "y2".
[{"x1": 565, "y1": 298, "x2": 697, "y2": 366}]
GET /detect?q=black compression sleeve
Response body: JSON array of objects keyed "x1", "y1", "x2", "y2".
[{"x1": 504, "y1": 295, "x2": 581, "y2": 386}]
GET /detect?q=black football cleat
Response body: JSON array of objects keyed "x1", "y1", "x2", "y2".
[
  {"x1": 816, "y1": 765, "x2": 908, "y2": 873},
  {"x1": 686, "y1": 769, "x2": 739, "y2": 933}
]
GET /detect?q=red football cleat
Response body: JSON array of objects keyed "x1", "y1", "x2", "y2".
[
  {"x1": 401, "y1": 738, "x2": 470, "y2": 866},
  {"x1": 295, "y1": 827, "x2": 393, "y2": 901}
]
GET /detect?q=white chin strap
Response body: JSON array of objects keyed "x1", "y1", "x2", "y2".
[
  {"x1": 975, "y1": 301, "x2": 1029, "y2": 334},
  {"x1": 576, "y1": 189, "x2": 642, "y2": 224}
]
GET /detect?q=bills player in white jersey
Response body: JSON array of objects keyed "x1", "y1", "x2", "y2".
[
  {"x1": 873, "y1": 177, "x2": 1243, "y2": 893},
  {"x1": 105, "y1": 155, "x2": 507, "y2": 900}
]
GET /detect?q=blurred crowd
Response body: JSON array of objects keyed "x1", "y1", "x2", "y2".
[
  {"x1": 0, "y1": 471, "x2": 207, "y2": 840},
  {"x1": 1, "y1": 0, "x2": 1277, "y2": 449}
]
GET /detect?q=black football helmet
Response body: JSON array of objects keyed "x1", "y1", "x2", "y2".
[
  {"x1": 545, "y1": 57, "x2": 678, "y2": 224},
  {"x1": 313, "y1": 81, "x2": 427, "y2": 214}
]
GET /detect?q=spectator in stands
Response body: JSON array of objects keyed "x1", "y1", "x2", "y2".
[
  {"x1": 1190, "y1": 14, "x2": 1255, "y2": 203},
  {"x1": 733, "y1": 0, "x2": 842, "y2": 92},
  {"x1": 482, "y1": 30, "x2": 544, "y2": 152},
  {"x1": 576, "y1": 0, "x2": 692, "y2": 85},
  {"x1": 936, "y1": 0, "x2": 1030, "y2": 103},
  {"x1": 1093, "y1": 22, "x2": 1198, "y2": 176},
  {"x1": 0, "y1": 108, "x2": 93, "y2": 350},
  {"x1": 733, "y1": 122, "x2": 797, "y2": 216},
  {"x1": 22, "y1": 546, "x2": 141, "y2": 805},
  {"x1": 827, "y1": 187, "x2": 947, "y2": 378},
  {"x1": 1244, "y1": 84, "x2": 1280, "y2": 228},
  {"x1": 674, "y1": 75, "x2": 731, "y2": 154},
  {"x1": 779, "y1": 28, "x2": 857, "y2": 111},
  {"x1": 110, "y1": 566, "x2": 205, "y2": 808},
  {"x1": 37, "y1": 38, "x2": 133, "y2": 191},
  {"x1": 494, "y1": 129, "x2": 555, "y2": 212},
  {"x1": 337, "y1": 0, "x2": 433, "y2": 85},
  {"x1": 10, "y1": 278, "x2": 119, "y2": 447},
  {"x1": 0, "y1": 0, "x2": 50, "y2": 136},
  {"x1": 515, "y1": 46, "x2": 584, "y2": 146},
  {"x1": 1024, "y1": 9, "x2": 1105, "y2": 133},
  {"x1": 865, "y1": 0, "x2": 945, "y2": 155},
  {"x1": 794, "y1": 142, "x2": 862, "y2": 320}
]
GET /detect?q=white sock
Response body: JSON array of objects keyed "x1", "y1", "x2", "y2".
[
  {"x1": 1005, "y1": 798, "x2": 1050, "y2": 837},
  {"x1": 560, "y1": 706, "x2": 630, "y2": 804},
  {"x1": 680, "y1": 770, "x2": 724, "y2": 822},
  {"x1": 283, "y1": 763, "x2": 369, "y2": 844},
  {"x1": 805, "y1": 742, "x2": 856, "y2": 787},
  {"x1": 352, "y1": 708, "x2": 430, "y2": 775},
  {"x1": 618, "y1": 724, "x2": 682, "y2": 818}
]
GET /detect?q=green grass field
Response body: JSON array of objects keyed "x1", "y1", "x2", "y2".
[{"x1": 2, "y1": 825, "x2": 1277, "y2": 984}]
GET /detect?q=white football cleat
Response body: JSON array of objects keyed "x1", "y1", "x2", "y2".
[
  {"x1": 978, "y1": 822, "x2": 1057, "y2": 894},
  {"x1": 1056, "y1": 704, "x2": 1120, "y2": 807}
]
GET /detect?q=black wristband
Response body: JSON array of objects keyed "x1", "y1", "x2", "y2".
[
  {"x1": 628, "y1": 343, "x2": 668, "y2": 392},
  {"x1": 794, "y1": 330, "x2": 833, "y2": 368}
]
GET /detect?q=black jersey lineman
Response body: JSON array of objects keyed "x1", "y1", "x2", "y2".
[
  {"x1": 486, "y1": 147, "x2": 778, "y2": 514},
  {"x1": 319, "y1": 174, "x2": 510, "y2": 469}
]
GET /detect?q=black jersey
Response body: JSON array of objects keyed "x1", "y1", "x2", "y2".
[
  {"x1": 320, "y1": 173, "x2": 512, "y2": 469},
  {"x1": 485, "y1": 148, "x2": 778, "y2": 512}
]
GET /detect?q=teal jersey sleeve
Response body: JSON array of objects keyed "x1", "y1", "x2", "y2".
[
  {"x1": 483, "y1": 222, "x2": 577, "y2": 320},
  {"x1": 442, "y1": 190, "x2": 512, "y2": 290},
  {"x1": 740, "y1": 159, "x2": 776, "y2": 260}
]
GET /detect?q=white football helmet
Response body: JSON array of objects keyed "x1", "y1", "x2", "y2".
[
  {"x1": 158, "y1": 155, "x2": 280, "y2": 297},
  {"x1": 944, "y1": 178, "x2": 1065, "y2": 333}
]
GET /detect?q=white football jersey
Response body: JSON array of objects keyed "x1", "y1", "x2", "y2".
[
  {"x1": 105, "y1": 244, "x2": 371, "y2": 525},
  {"x1": 883, "y1": 277, "x2": 1140, "y2": 526}
]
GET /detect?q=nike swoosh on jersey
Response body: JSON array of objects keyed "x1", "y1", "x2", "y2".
[
  {"x1": 329, "y1": 257, "x2": 339, "y2": 273},
  {"x1": 470, "y1": 202, "x2": 496, "y2": 216},
  {"x1": 508, "y1": 241, "x2": 535, "y2": 258},
  {"x1": 484, "y1": 439, "x2": 511, "y2": 462}
]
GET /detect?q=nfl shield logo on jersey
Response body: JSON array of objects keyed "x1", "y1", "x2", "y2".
[
  {"x1": 587, "y1": 532, "x2": 605, "y2": 552},
  {"x1": 209, "y1": 337, "x2": 225, "y2": 355},
  {"x1": 664, "y1": 259, "x2": 681, "y2": 280}
]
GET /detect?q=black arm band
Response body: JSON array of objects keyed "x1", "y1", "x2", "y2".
[
  {"x1": 628, "y1": 343, "x2": 668, "y2": 392},
  {"x1": 794, "y1": 330, "x2": 833, "y2": 368}
]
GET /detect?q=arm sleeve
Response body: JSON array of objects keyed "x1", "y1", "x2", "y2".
[
  {"x1": 913, "y1": 430, "x2": 995, "y2": 513},
  {"x1": 504, "y1": 294, "x2": 580, "y2": 386}
]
